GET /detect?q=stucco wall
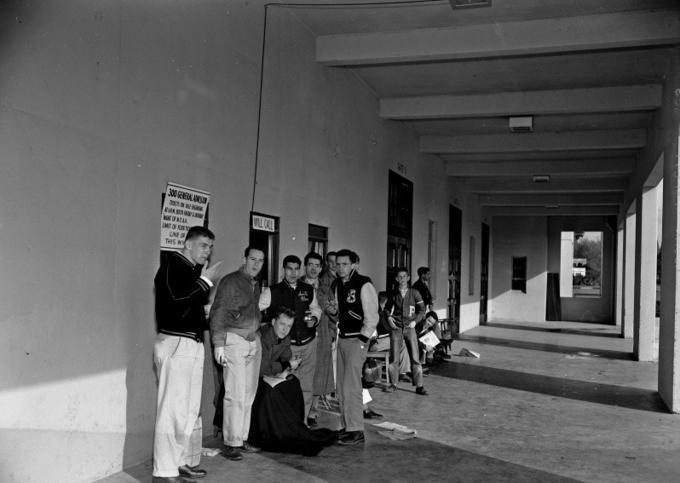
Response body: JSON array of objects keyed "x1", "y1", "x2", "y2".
[
  {"x1": 489, "y1": 217, "x2": 548, "y2": 322},
  {"x1": 0, "y1": 2, "x2": 458, "y2": 481}
]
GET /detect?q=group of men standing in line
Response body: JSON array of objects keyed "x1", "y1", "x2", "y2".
[{"x1": 151, "y1": 225, "x2": 434, "y2": 483}]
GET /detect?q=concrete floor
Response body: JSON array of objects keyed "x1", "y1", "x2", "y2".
[{"x1": 100, "y1": 320, "x2": 680, "y2": 483}]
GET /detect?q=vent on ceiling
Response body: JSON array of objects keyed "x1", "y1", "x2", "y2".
[
  {"x1": 509, "y1": 116, "x2": 533, "y2": 133},
  {"x1": 450, "y1": 0, "x2": 492, "y2": 9}
]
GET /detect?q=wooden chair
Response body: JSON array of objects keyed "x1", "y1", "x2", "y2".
[{"x1": 366, "y1": 350, "x2": 390, "y2": 385}]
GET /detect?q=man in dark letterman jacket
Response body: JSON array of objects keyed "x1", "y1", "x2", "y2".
[
  {"x1": 152, "y1": 226, "x2": 222, "y2": 482},
  {"x1": 332, "y1": 249, "x2": 379, "y2": 446},
  {"x1": 267, "y1": 255, "x2": 322, "y2": 423}
]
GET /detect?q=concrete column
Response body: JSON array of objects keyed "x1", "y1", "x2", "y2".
[
  {"x1": 622, "y1": 212, "x2": 636, "y2": 339},
  {"x1": 659, "y1": 50, "x2": 680, "y2": 412},
  {"x1": 615, "y1": 225, "x2": 624, "y2": 327},
  {"x1": 633, "y1": 188, "x2": 658, "y2": 361},
  {"x1": 560, "y1": 231, "x2": 574, "y2": 298}
]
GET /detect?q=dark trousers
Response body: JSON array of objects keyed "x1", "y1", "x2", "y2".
[{"x1": 389, "y1": 327, "x2": 423, "y2": 387}]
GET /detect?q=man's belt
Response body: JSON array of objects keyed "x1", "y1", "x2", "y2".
[
  {"x1": 338, "y1": 332, "x2": 361, "y2": 339},
  {"x1": 290, "y1": 334, "x2": 316, "y2": 346},
  {"x1": 159, "y1": 329, "x2": 203, "y2": 343}
]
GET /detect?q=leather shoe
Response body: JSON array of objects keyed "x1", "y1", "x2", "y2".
[
  {"x1": 178, "y1": 465, "x2": 206, "y2": 479},
  {"x1": 337, "y1": 430, "x2": 365, "y2": 445},
  {"x1": 382, "y1": 384, "x2": 397, "y2": 393},
  {"x1": 223, "y1": 446, "x2": 243, "y2": 461},
  {"x1": 241, "y1": 441, "x2": 261, "y2": 453},
  {"x1": 363, "y1": 409, "x2": 383, "y2": 419},
  {"x1": 415, "y1": 386, "x2": 428, "y2": 396},
  {"x1": 307, "y1": 416, "x2": 318, "y2": 428},
  {"x1": 152, "y1": 477, "x2": 196, "y2": 483}
]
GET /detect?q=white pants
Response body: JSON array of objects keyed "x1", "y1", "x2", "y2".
[
  {"x1": 222, "y1": 333, "x2": 261, "y2": 447},
  {"x1": 153, "y1": 334, "x2": 204, "y2": 477}
]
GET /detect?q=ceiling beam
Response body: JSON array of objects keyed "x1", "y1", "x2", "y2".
[
  {"x1": 421, "y1": 130, "x2": 646, "y2": 153},
  {"x1": 441, "y1": 150, "x2": 637, "y2": 162},
  {"x1": 316, "y1": 9, "x2": 680, "y2": 66},
  {"x1": 461, "y1": 177, "x2": 628, "y2": 193},
  {"x1": 486, "y1": 206, "x2": 620, "y2": 217},
  {"x1": 478, "y1": 193, "x2": 623, "y2": 206},
  {"x1": 446, "y1": 158, "x2": 635, "y2": 177},
  {"x1": 380, "y1": 85, "x2": 662, "y2": 120}
]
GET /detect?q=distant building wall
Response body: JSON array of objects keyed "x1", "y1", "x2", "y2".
[
  {"x1": 489, "y1": 217, "x2": 548, "y2": 322},
  {"x1": 547, "y1": 217, "x2": 616, "y2": 323}
]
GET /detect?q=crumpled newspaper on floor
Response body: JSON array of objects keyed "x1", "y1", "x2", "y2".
[
  {"x1": 201, "y1": 447, "x2": 221, "y2": 457},
  {"x1": 372, "y1": 421, "x2": 417, "y2": 440},
  {"x1": 458, "y1": 347, "x2": 480, "y2": 358}
]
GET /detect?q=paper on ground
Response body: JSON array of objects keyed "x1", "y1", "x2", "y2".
[
  {"x1": 372, "y1": 421, "x2": 417, "y2": 440},
  {"x1": 378, "y1": 430, "x2": 417, "y2": 441},
  {"x1": 201, "y1": 447, "x2": 221, "y2": 457},
  {"x1": 458, "y1": 348, "x2": 480, "y2": 358}
]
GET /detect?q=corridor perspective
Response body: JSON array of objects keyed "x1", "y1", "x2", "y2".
[{"x1": 101, "y1": 320, "x2": 680, "y2": 483}]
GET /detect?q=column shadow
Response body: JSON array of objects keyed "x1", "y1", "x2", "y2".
[
  {"x1": 259, "y1": 427, "x2": 584, "y2": 483},
  {"x1": 432, "y1": 362, "x2": 668, "y2": 413},
  {"x1": 457, "y1": 334, "x2": 632, "y2": 360},
  {"x1": 484, "y1": 323, "x2": 621, "y2": 338}
]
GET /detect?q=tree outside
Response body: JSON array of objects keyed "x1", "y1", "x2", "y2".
[{"x1": 573, "y1": 231, "x2": 602, "y2": 296}]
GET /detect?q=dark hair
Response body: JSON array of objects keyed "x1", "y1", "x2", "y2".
[
  {"x1": 396, "y1": 267, "x2": 409, "y2": 275},
  {"x1": 304, "y1": 252, "x2": 323, "y2": 265},
  {"x1": 417, "y1": 266, "x2": 430, "y2": 277},
  {"x1": 274, "y1": 305, "x2": 296, "y2": 319},
  {"x1": 425, "y1": 311, "x2": 438, "y2": 321},
  {"x1": 282, "y1": 254, "x2": 302, "y2": 268},
  {"x1": 335, "y1": 249, "x2": 358, "y2": 263},
  {"x1": 378, "y1": 291, "x2": 388, "y2": 303},
  {"x1": 185, "y1": 226, "x2": 215, "y2": 242},
  {"x1": 326, "y1": 251, "x2": 337, "y2": 261},
  {"x1": 244, "y1": 246, "x2": 264, "y2": 258}
]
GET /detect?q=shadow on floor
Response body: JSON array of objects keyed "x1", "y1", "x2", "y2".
[
  {"x1": 457, "y1": 334, "x2": 632, "y2": 360},
  {"x1": 258, "y1": 426, "x2": 583, "y2": 483},
  {"x1": 433, "y1": 361, "x2": 668, "y2": 413},
  {"x1": 483, "y1": 323, "x2": 621, "y2": 339}
]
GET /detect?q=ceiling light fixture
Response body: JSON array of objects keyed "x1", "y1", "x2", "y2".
[
  {"x1": 509, "y1": 115, "x2": 533, "y2": 133},
  {"x1": 532, "y1": 175, "x2": 550, "y2": 183}
]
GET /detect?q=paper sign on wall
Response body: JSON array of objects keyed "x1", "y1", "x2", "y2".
[
  {"x1": 252, "y1": 214, "x2": 276, "y2": 232},
  {"x1": 160, "y1": 182, "x2": 210, "y2": 250}
]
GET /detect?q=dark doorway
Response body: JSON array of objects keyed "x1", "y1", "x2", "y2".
[
  {"x1": 308, "y1": 223, "x2": 328, "y2": 258},
  {"x1": 387, "y1": 170, "x2": 413, "y2": 293},
  {"x1": 249, "y1": 212, "x2": 279, "y2": 287},
  {"x1": 448, "y1": 205, "x2": 462, "y2": 333},
  {"x1": 480, "y1": 223, "x2": 490, "y2": 324}
]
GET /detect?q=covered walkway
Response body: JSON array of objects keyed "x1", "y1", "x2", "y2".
[{"x1": 101, "y1": 321, "x2": 679, "y2": 483}]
